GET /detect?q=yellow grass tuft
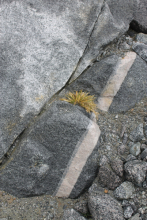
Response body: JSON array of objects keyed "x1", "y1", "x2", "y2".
[{"x1": 61, "y1": 91, "x2": 99, "y2": 118}]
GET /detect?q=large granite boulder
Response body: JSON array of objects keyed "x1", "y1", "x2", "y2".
[
  {"x1": 1, "y1": 0, "x2": 147, "y2": 160},
  {"x1": 0, "y1": 0, "x2": 104, "y2": 159},
  {"x1": 0, "y1": 101, "x2": 100, "y2": 198}
]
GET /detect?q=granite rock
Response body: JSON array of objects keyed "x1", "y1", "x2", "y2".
[
  {"x1": 144, "y1": 125, "x2": 147, "y2": 138},
  {"x1": 98, "y1": 163, "x2": 122, "y2": 190},
  {"x1": 124, "y1": 160, "x2": 147, "y2": 187},
  {"x1": 128, "y1": 213, "x2": 140, "y2": 220},
  {"x1": 130, "y1": 142, "x2": 141, "y2": 157},
  {"x1": 129, "y1": 124, "x2": 145, "y2": 142},
  {"x1": 0, "y1": 0, "x2": 103, "y2": 159},
  {"x1": 141, "y1": 149, "x2": 147, "y2": 161},
  {"x1": 131, "y1": 0, "x2": 147, "y2": 33},
  {"x1": 136, "y1": 33, "x2": 147, "y2": 45},
  {"x1": 71, "y1": 0, "x2": 139, "y2": 81},
  {"x1": 88, "y1": 191, "x2": 124, "y2": 220},
  {"x1": 62, "y1": 209, "x2": 87, "y2": 220},
  {"x1": 114, "y1": 181, "x2": 135, "y2": 200},
  {"x1": 0, "y1": 101, "x2": 100, "y2": 198},
  {"x1": 110, "y1": 158, "x2": 124, "y2": 177},
  {"x1": 124, "y1": 206, "x2": 134, "y2": 219},
  {"x1": 133, "y1": 42, "x2": 147, "y2": 62}
]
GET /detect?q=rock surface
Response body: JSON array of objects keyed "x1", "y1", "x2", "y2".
[
  {"x1": 130, "y1": 142, "x2": 141, "y2": 156},
  {"x1": 1, "y1": 0, "x2": 147, "y2": 219},
  {"x1": 124, "y1": 206, "x2": 134, "y2": 219},
  {"x1": 0, "y1": 0, "x2": 103, "y2": 159},
  {"x1": 70, "y1": 0, "x2": 141, "y2": 82},
  {"x1": 62, "y1": 209, "x2": 87, "y2": 220},
  {"x1": 133, "y1": 42, "x2": 147, "y2": 62},
  {"x1": 114, "y1": 181, "x2": 135, "y2": 200},
  {"x1": 129, "y1": 124, "x2": 145, "y2": 142},
  {"x1": 124, "y1": 160, "x2": 147, "y2": 187},
  {"x1": 0, "y1": 101, "x2": 100, "y2": 198},
  {"x1": 98, "y1": 163, "x2": 122, "y2": 190},
  {"x1": 131, "y1": 0, "x2": 147, "y2": 33}
]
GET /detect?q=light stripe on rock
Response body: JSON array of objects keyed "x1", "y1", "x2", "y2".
[
  {"x1": 55, "y1": 119, "x2": 101, "y2": 198},
  {"x1": 97, "y1": 52, "x2": 137, "y2": 111}
]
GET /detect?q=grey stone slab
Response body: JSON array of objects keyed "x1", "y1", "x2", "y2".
[
  {"x1": 0, "y1": 101, "x2": 99, "y2": 198},
  {"x1": 69, "y1": 144, "x2": 100, "y2": 198},
  {"x1": 0, "y1": 0, "x2": 103, "y2": 159},
  {"x1": 109, "y1": 55, "x2": 147, "y2": 113},
  {"x1": 132, "y1": 0, "x2": 147, "y2": 33},
  {"x1": 70, "y1": 0, "x2": 139, "y2": 82},
  {"x1": 67, "y1": 55, "x2": 119, "y2": 97},
  {"x1": 136, "y1": 33, "x2": 147, "y2": 45},
  {"x1": 133, "y1": 42, "x2": 147, "y2": 62}
]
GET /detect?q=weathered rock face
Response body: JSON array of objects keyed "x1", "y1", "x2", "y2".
[
  {"x1": 70, "y1": 0, "x2": 140, "y2": 82},
  {"x1": 1, "y1": 0, "x2": 147, "y2": 159},
  {"x1": 1, "y1": 0, "x2": 147, "y2": 204},
  {"x1": 0, "y1": 101, "x2": 100, "y2": 198},
  {"x1": 62, "y1": 209, "x2": 87, "y2": 220},
  {"x1": 0, "y1": 0, "x2": 104, "y2": 159},
  {"x1": 67, "y1": 52, "x2": 147, "y2": 113},
  {"x1": 131, "y1": 0, "x2": 147, "y2": 33}
]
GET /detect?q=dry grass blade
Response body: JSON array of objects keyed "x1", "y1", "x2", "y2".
[{"x1": 61, "y1": 91, "x2": 99, "y2": 118}]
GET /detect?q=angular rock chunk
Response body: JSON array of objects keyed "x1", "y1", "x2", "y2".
[
  {"x1": 129, "y1": 124, "x2": 145, "y2": 142},
  {"x1": 110, "y1": 158, "x2": 124, "y2": 177},
  {"x1": 129, "y1": 213, "x2": 140, "y2": 220},
  {"x1": 62, "y1": 209, "x2": 87, "y2": 220},
  {"x1": 88, "y1": 188, "x2": 124, "y2": 220},
  {"x1": 67, "y1": 55, "x2": 119, "y2": 98},
  {"x1": 0, "y1": 101, "x2": 100, "y2": 198},
  {"x1": 124, "y1": 206, "x2": 134, "y2": 219},
  {"x1": 0, "y1": 0, "x2": 103, "y2": 159},
  {"x1": 133, "y1": 42, "x2": 147, "y2": 62},
  {"x1": 74, "y1": 200, "x2": 88, "y2": 215},
  {"x1": 126, "y1": 154, "x2": 136, "y2": 162},
  {"x1": 114, "y1": 181, "x2": 135, "y2": 200},
  {"x1": 141, "y1": 149, "x2": 147, "y2": 161},
  {"x1": 98, "y1": 163, "x2": 122, "y2": 190},
  {"x1": 69, "y1": 52, "x2": 147, "y2": 114},
  {"x1": 124, "y1": 160, "x2": 147, "y2": 187},
  {"x1": 136, "y1": 33, "x2": 147, "y2": 45},
  {"x1": 144, "y1": 125, "x2": 147, "y2": 139},
  {"x1": 129, "y1": 142, "x2": 141, "y2": 156},
  {"x1": 109, "y1": 55, "x2": 147, "y2": 113}
]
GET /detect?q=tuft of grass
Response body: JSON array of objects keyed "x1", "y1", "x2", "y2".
[{"x1": 61, "y1": 90, "x2": 99, "y2": 118}]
